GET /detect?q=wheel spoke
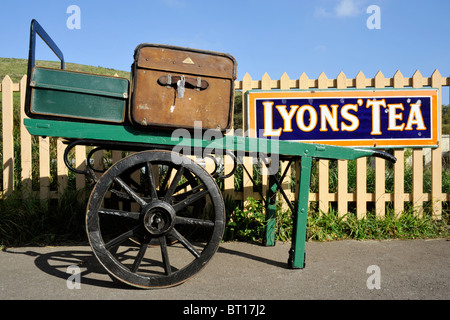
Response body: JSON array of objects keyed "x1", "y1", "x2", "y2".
[
  {"x1": 99, "y1": 208, "x2": 140, "y2": 220},
  {"x1": 173, "y1": 188, "x2": 209, "y2": 213},
  {"x1": 114, "y1": 177, "x2": 147, "y2": 207},
  {"x1": 164, "y1": 167, "x2": 184, "y2": 201},
  {"x1": 126, "y1": 176, "x2": 142, "y2": 192},
  {"x1": 105, "y1": 226, "x2": 141, "y2": 251},
  {"x1": 173, "y1": 184, "x2": 203, "y2": 201},
  {"x1": 175, "y1": 216, "x2": 214, "y2": 228},
  {"x1": 159, "y1": 236, "x2": 172, "y2": 275},
  {"x1": 131, "y1": 236, "x2": 151, "y2": 272},
  {"x1": 174, "y1": 180, "x2": 190, "y2": 193},
  {"x1": 146, "y1": 161, "x2": 158, "y2": 201},
  {"x1": 161, "y1": 166, "x2": 173, "y2": 191},
  {"x1": 169, "y1": 228, "x2": 201, "y2": 259}
]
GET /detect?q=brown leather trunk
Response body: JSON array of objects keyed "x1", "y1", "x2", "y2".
[{"x1": 129, "y1": 44, "x2": 237, "y2": 131}]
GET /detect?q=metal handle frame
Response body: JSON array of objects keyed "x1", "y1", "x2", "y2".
[{"x1": 25, "y1": 19, "x2": 65, "y2": 112}]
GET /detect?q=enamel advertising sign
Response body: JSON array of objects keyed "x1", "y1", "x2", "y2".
[{"x1": 246, "y1": 89, "x2": 439, "y2": 148}]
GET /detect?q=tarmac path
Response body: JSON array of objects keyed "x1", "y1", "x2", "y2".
[{"x1": 0, "y1": 238, "x2": 448, "y2": 301}]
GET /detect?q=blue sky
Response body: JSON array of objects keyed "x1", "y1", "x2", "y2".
[{"x1": 1, "y1": 0, "x2": 449, "y2": 101}]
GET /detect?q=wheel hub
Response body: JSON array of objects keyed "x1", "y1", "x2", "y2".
[{"x1": 143, "y1": 201, "x2": 176, "y2": 236}]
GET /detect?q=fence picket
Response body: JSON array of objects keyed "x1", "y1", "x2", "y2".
[
  {"x1": 39, "y1": 137, "x2": 50, "y2": 199},
  {"x1": 280, "y1": 72, "x2": 290, "y2": 90},
  {"x1": 242, "y1": 72, "x2": 254, "y2": 206},
  {"x1": 317, "y1": 72, "x2": 330, "y2": 215},
  {"x1": 299, "y1": 73, "x2": 309, "y2": 89},
  {"x1": 2, "y1": 76, "x2": 14, "y2": 196},
  {"x1": 355, "y1": 71, "x2": 368, "y2": 218},
  {"x1": 392, "y1": 70, "x2": 406, "y2": 216},
  {"x1": 19, "y1": 75, "x2": 32, "y2": 193},
  {"x1": 374, "y1": 70, "x2": 386, "y2": 88},
  {"x1": 242, "y1": 73, "x2": 252, "y2": 132},
  {"x1": 279, "y1": 72, "x2": 293, "y2": 211},
  {"x1": 57, "y1": 139, "x2": 68, "y2": 194},
  {"x1": 336, "y1": 71, "x2": 349, "y2": 217},
  {"x1": 431, "y1": 70, "x2": 443, "y2": 219},
  {"x1": 412, "y1": 70, "x2": 425, "y2": 217},
  {"x1": 75, "y1": 146, "x2": 86, "y2": 189},
  {"x1": 223, "y1": 128, "x2": 235, "y2": 200},
  {"x1": 374, "y1": 71, "x2": 387, "y2": 218}
]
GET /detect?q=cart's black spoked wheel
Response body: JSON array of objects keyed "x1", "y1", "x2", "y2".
[
  {"x1": 127, "y1": 162, "x2": 206, "y2": 247},
  {"x1": 86, "y1": 150, "x2": 225, "y2": 289}
]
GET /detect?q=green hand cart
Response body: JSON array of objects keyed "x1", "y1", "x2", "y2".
[{"x1": 23, "y1": 20, "x2": 396, "y2": 289}]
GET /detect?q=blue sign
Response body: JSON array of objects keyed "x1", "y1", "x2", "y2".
[{"x1": 246, "y1": 89, "x2": 439, "y2": 148}]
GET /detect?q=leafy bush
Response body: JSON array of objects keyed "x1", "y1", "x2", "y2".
[{"x1": 224, "y1": 196, "x2": 266, "y2": 242}]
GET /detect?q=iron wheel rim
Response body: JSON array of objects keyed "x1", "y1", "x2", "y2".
[{"x1": 86, "y1": 150, "x2": 225, "y2": 288}]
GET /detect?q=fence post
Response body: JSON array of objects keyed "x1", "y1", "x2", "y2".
[
  {"x1": 223, "y1": 128, "x2": 235, "y2": 200},
  {"x1": 259, "y1": 72, "x2": 277, "y2": 246},
  {"x1": 336, "y1": 71, "x2": 349, "y2": 217},
  {"x1": 411, "y1": 70, "x2": 425, "y2": 217},
  {"x1": 39, "y1": 137, "x2": 50, "y2": 200},
  {"x1": 242, "y1": 73, "x2": 253, "y2": 207},
  {"x1": 393, "y1": 70, "x2": 405, "y2": 217},
  {"x1": 75, "y1": 146, "x2": 86, "y2": 189},
  {"x1": 20, "y1": 75, "x2": 33, "y2": 194},
  {"x1": 297, "y1": 72, "x2": 310, "y2": 212},
  {"x1": 2, "y1": 76, "x2": 14, "y2": 197},
  {"x1": 355, "y1": 71, "x2": 368, "y2": 218},
  {"x1": 57, "y1": 139, "x2": 68, "y2": 194},
  {"x1": 430, "y1": 69, "x2": 443, "y2": 219},
  {"x1": 317, "y1": 72, "x2": 330, "y2": 215},
  {"x1": 279, "y1": 72, "x2": 293, "y2": 212},
  {"x1": 374, "y1": 71, "x2": 387, "y2": 218}
]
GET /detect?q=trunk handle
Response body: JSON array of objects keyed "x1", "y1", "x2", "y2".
[{"x1": 157, "y1": 75, "x2": 209, "y2": 91}]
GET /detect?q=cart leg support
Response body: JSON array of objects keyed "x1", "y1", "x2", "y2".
[
  {"x1": 263, "y1": 174, "x2": 278, "y2": 246},
  {"x1": 288, "y1": 156, "x2": 312, "y2": 269}
]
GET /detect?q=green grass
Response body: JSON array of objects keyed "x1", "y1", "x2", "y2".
[
  {"x1": 1, "y1": 187, "x2": 448, "y2": 249},
  {"x1": 306, "y1": 207, "x2": 449, "y2": 241},
  {"x1": 221, "y1": 196, "x2": 449, "y2": 244},
  {"x1": 0, "y1": 188, "x2": 89, "y2": 247}
]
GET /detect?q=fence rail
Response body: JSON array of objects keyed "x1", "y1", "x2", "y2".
[{"x1": 1, "y1": 71, "x2": 449, "y2": 219}]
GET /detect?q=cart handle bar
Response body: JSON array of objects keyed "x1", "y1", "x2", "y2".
[
  {"x1": 27, "y1": 19, "x2": 65, "y2": 75},
  {"x1": 25, "y1": 19, "x2": 65, "y2": 118},
  {"x1": 371, "y1": 150, "x2": 397, "y2": 163}
]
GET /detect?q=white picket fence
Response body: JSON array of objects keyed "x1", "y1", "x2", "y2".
[{"x1": 1, "y1": 71, "x2": 449, "y2": 219}]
